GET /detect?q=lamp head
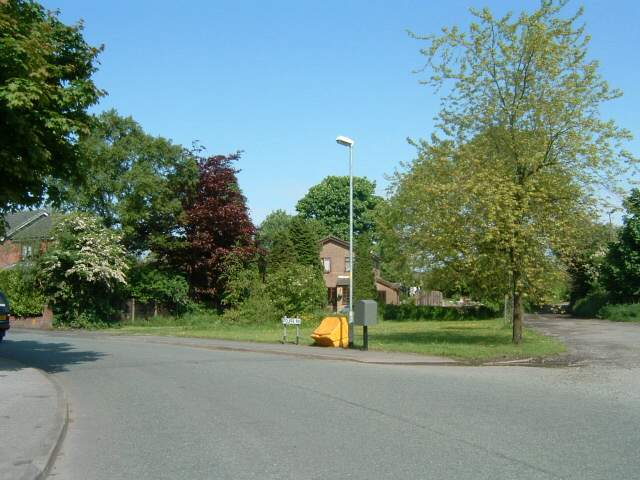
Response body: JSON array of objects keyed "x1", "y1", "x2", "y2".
[{"x1": 336, "y1": 135, "x2": 354, "y2": 147}]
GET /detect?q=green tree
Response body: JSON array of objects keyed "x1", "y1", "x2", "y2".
[
  {"x1": 128, "y1": 262, "x2": 191, "y2": 315},
  {"x1": 375, "y1": 203, "x2": 414, "y2": 285},
  {"x1": 38, "y1": 213, "x2": 129, "y2": 326},
  {"x1": 289, "y1": 216, "x2": 321, "y2": 269},
  {"x1": 296, "y1": 176, "x2": 381, "y2": 240},
  {"x1": 389, "y1": 1, "x2": 635, "y2": 343},
  {"x1": 0, "y1": 0, "x2": 104, "y2": 219},
  {"x1": 257, "y1": 210, "x2": 293, "y2": 251},
  {"x1": 54, "y1": 110, "x2": 199, "y2": 254},
  {"x1": 564, "y1": 222, "x2": 611, "y2": 306},
  {"x1": 602, "y1": 190, "x2": 640, "y2": 302},
  {"x1": 267, "y1": 228, "x2": 294, "y2": 272},
  {"x1": 353, "y1": 233, "x2": 377, "y2": 304}
]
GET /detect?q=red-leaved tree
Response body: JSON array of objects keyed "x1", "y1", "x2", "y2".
[{"x1": 184, "y1": 153, "x2": 256, "y2": 308}]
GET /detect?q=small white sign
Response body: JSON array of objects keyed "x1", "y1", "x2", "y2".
[{"x1": 281, "y1": 316, "x2": 302, "y2": 326}]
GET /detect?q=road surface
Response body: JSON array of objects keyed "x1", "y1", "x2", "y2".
[{"x1": 1, "y1": 329, "x2": 639, "y2": 480}]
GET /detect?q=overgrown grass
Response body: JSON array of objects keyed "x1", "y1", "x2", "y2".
[
  {"x1": 598, "y1": 303, "x2": 640, "y2": 322},
  {"x1": 105, "y1": 315, "x2": 565, "y2": 362}
]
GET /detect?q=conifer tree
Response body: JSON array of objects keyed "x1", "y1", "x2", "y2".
[
  {"x1": 268, "y1": 229, "x2": 295, "y2": 272},
  {"x1": 289, "y1": 216, "x2": 321, "y2": 269},
  {"x1": 354, "y1": 233, "x2": 377, "y2": 304}
]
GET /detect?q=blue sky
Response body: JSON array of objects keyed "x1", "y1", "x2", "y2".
[{"x1": 43, "y1": 0, "x2": 639, "y2": 224}]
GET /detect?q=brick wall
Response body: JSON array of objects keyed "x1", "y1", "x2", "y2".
[
  {"x1": 9, "y1": 306, "x2": 53, "y2": 329},
  {"x1": 320, "y1": 240, "x2": 350, "y2": 288},
  {"x1": 0, "y1": 241, "x2": 21, "y2": 268}
]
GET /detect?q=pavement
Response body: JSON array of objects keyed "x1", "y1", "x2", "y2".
[
  {"x1": 1, "y1": 327, "x2": 639, "y2": 479},
  {"x1": 0, "y1": 356, "x2": 67, "y2": 480}
]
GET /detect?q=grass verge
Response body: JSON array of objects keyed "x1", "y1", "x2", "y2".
[{"x1": 103, "y1": 315, "x2": 565, "y2": 363}]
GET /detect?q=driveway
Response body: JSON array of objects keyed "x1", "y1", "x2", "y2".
[{"x1": 526, "y1": 314, "x2": 640, "y2": 367}]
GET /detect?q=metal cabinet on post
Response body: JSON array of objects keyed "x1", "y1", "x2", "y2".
[{"x1": 354, "y1": 300, "x2": 377, "y2": 350}]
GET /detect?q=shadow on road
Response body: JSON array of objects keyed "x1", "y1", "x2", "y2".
[{"x1": 0, "y1": 339, "x2": 105, "y2": 373}]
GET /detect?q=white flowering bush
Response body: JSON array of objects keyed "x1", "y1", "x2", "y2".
[{"x1": 39, "y1": 213, "x2": 129, "y2": 326}]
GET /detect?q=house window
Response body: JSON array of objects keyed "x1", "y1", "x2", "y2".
[
  {"x1": 345, "y1": 257, "x2": 351, "y2": 272},
  {"x1": 21, "y1": 244, "x2": 33, "y2": 259},
  {"x1": 323, "y1": 258, "x2": 331, "y2": 273}
]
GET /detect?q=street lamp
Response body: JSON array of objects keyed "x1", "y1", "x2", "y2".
[{"x1": 336, "y1": 135, "x2": 355, "y2": 348}]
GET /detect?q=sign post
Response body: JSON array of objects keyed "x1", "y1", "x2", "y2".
[{"x1": 281, "y1": 316, "x2": 302, "y2": 345}]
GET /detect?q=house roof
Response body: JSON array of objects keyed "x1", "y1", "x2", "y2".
[
  {"x1": 2, "y1": 210, "x2": 53, "y2": 242},
  {"x1": 319, "y1": 235, "x2": 349, "y2": 249}
]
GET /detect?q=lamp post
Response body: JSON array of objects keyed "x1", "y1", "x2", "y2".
[{"x1": 336, "y1": 135, "x2": 355, "y2": 348}]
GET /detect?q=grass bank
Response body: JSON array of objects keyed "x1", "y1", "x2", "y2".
[
  {"x1": 104, "y1": 315, "x2": 565, "y2": 362},
  {"x1": 598, "y1": 303, "x2": 640, "y2": 322}
]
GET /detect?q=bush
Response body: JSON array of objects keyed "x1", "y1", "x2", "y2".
[
  {"x1": 265, "y1": 263, "x2": 326, "y2": 316},
  {"x1": 39, "y1": 213, "x2": 129, "y2": 327},
  {"x1": 572, "y1": 291, "x2": 609, "y2": 318},
  {"x1": 598, "y1": 303, "x2": 640, "y2": 322},
  {"x1": 0, "y1": 265, "x2": 46, "y2": 317},
  {"x1": 382, "y1": 303, "x2": 497, "y2": 321},
  {"x1": 128, "y1": 264, "x2": 191, "y2": 315},
  {"x1": 222, "y1": 286, "x2": 281, "y2": 325}
]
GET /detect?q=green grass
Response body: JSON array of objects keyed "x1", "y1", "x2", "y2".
[
  {"x1": 365, "y1": 320, "x2": 565, "y2": 362},
  {"x1": 598, "y1": 303, "x2": 640, "y2": 322},
  {"x1": 104, "y1": 315, "x2": 565, "y2": 363}
]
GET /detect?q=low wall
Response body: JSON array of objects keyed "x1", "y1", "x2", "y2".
[{"x1": 9, "y1": 306, "x2": 53, "y2": 330}]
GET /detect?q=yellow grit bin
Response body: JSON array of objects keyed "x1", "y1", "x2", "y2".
[{"x1": 311, "y1": 316, "x2": 349, "y2": 348}]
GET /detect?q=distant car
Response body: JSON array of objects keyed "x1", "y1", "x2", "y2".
[{"x1": 0, "y1": 291, "x2": 9, "y2": 342}]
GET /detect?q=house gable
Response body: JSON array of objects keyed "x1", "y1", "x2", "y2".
[{"x1": 1, "y1": 210, "x2": 53, "y2": 268}]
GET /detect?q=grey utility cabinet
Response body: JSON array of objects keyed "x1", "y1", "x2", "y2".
[{"x1": 355, "y1": 299, "x2": 378, "y2": 326}]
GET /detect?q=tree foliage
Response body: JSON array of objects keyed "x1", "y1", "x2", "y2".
[
  {"x1": 564, "y1": 221, "x2": 611, "y2": 306},
  {"x1": 387, "y1": 1, "x2": 635, "y2": 343},
  {"x1": 183, "y1": 154, "x2": 256, "y2": 308},
  {"x1": 265, "y1": 264, "x2": 326, "y2": 316},
  {"x1": 257, "y1": 210, "x2": 293, "y2": 251},
  {"x1": 0, "y1": 0, "x2": 104, "y2": 217},
  {"x1": 38, "y1": 213, "x2": 128, "y2": 326},
  {"x1": 289, "y1": 216, "x2": 322, "y2": 269},
  {"x1": 54, "y1": 110, "x2": 199, "y2": 254},
  {"x1": 602, "y1": 189, "x2": 640, "y2": 302},
  {"x1": 353, "y1": 233, "x2": 377, "y2": 304},
  {"x1": 128, "y1": 262, "x2": 191, "y2": 315},
  {"x1": 0, "y1": 263, "x2": 46, "y2": 317},
  {"x1": 296, "y1": 176, "x2": 381, "y2": 240}
]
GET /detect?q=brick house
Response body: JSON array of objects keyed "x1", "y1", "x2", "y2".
[
  {"x1": 320, "y1": 236, "x2": 400, "y2": 311},
  {"x1": 0, "y1": 210, "x2": 53, "y2": 269}
]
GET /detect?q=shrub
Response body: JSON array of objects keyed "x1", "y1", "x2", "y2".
[
  {"x1": 382, "y1": 303, "x2": 497, "y2": 321},
  {"x1": 598, "y1": 303, "x2": 640, "y2": 322},
  {"x1": 128, "y1": 264, "x2": 191, "y2": 315},
  {"x1": 572, "y1": 291, "x2": 609, "y2": 318},
  {"x1": 0, "y1": 264, "x2": 46, "y2": 317},
  {"x1": 39, "y1": 213, "x2": 129, "y2": 326},
  {"x1": 222, "y1": 285, "x2": 280, "y2": 324},
  {"x1": 265, "y1": 263, "x2": 326, "y2": 316}
]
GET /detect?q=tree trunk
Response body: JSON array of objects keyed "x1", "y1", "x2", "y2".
[{"x1": 512, "y1": 270, "x2": 523, "y2": 344}]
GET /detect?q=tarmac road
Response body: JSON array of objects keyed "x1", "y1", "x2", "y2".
[
  {"x1": 1, "y1": 328, "x2": 639, "y2": 480},
  {"x1": 526, "y1": 313, "x2": 640, "y2": 367}
]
